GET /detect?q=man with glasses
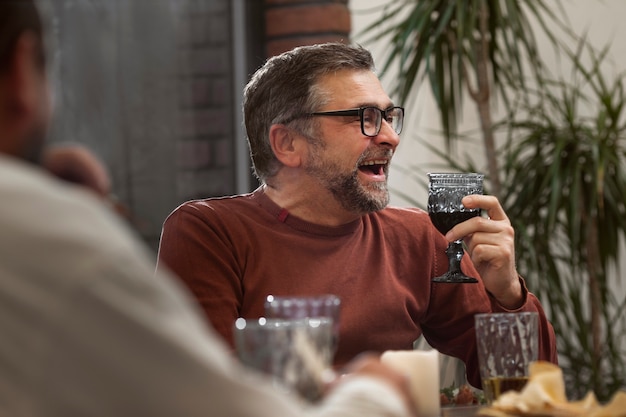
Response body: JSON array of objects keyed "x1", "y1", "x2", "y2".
[{"x1": 157, "y1": 43, "x2": 557, "y2": 388}]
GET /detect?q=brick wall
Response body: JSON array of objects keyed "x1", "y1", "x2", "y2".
[
  {"x1": 175, "y1": 0, "x2": 236, "y2": 202},
  {"x1": 43, "y1": 0, "x2": 354, "y2": 252},
  {"x1": 264, "y1": 0, "x2": 351, "y2": 57}
]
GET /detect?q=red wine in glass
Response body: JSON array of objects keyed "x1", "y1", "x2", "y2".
[{"x1": 428, "y1": 173, "x2": 484, "y2": 283}]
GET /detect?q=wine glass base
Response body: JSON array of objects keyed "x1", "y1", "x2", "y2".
[{"x1": 432, "y1": 274, "x2": 478, "y2": 284}]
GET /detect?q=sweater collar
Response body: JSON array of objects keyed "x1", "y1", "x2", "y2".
[{"x1": 250, "y1": 187, "x2": 362, "y2": 237}]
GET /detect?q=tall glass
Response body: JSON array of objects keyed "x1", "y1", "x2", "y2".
[
  {"x1": 428, "y1": 173, "x2": 484, "y2": 283},
  {"x1": 265, "y1": 294, "x2": 341, "y2": 354},
  {"x1": 475, "y1": 312, "x2": 538, "y2": 403},
  {"x1": 233, "y1": 317, "x2": 334, "y2": 402}
]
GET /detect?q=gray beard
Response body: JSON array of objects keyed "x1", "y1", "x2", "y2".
[
  {"x1": 304, "y1": 146, "x2": 391, "y2": 214},
  {"x1": 325, "y1": 168, "x2": 389, "y2": 214}
]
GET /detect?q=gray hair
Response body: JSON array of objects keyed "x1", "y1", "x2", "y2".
[{"x1": 243, "y1": 43, "x2": 375, "y2": 183}]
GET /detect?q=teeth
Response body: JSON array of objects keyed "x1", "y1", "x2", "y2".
[{"x1": 360, "y1": 160, "x2": 387, "y2": 166}]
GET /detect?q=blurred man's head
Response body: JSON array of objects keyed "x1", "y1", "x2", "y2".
[{"x1": 0, "y1": 0, "x2": 50, "y2": 163}]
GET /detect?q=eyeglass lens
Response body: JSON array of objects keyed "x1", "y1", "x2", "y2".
[{"x1": 362, "y1": 107, "x2": 403, "y2": 137}]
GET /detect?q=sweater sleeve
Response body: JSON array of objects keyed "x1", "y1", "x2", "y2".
[
  {"x1": 309, "y1": 377, "x2": 411, "y2": 417},
  {"x1": 156, "y1": 203, "x2": 244, "y2": 348},
  {"x1": 420, "y1": 241, "x2": 557, "y2": 388},
  {"x1": 487, "y1": 277, "x2": 558, "y2": 368}
]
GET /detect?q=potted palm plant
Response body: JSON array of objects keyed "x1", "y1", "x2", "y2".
[{"x1": 501, "y1": 42, "x2": 626, "y2": 400}]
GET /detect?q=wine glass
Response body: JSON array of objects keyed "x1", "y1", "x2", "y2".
[{"x1": 428, "y1": 173, "x2": 484, "y2": 283}]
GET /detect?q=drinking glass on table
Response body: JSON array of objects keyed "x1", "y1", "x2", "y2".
[
  {"x1": 475, "y1": 312, "x2": 539, "y2": 403},
  {"x1": 265, "y1": 294, "x2": 341, "y2": 352},
  {"x1": 428, "y1": 172, "x2": 484, "y2": 283},
  {"x1": 233, "y1": 317, "x2": 335, "y2": 402}
]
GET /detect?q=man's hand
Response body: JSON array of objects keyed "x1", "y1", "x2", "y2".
[
  {"x1": 42, "y1": 144, "x2": 111, "y2": 198},
  {"x1": 328, "y1": 354, "x2": 417, "y2": 416},
  {"x1": 445, "y1": 195, "x2": 523, "y2": 309}
]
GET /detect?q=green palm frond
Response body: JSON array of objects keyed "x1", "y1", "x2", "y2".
[
  {"x1": 359, "y1": 0, "x2": 569, "y2": 142},
  {"x1": 501, "y1": 39, "x2": 626, "y2": 400}
]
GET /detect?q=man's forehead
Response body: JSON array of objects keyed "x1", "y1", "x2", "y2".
[{"x1": 315, "y1": 69, "x2": 393, "y2": 108}]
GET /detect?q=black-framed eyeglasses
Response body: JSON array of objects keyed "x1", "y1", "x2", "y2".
[{"x1": 303, "y1": 106, "x2": 405, "y2": 137}]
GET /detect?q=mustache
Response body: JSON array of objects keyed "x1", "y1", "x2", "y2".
[{"x1": 355, "y1": 148, "x2": 394, "y2": 166}]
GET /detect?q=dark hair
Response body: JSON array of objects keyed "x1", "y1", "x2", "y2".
[
  {"x1": 243, "y1": 43, "x2": 375, "y2": 183},
  {"x1": 0, "y1": 0, "x2": 45, "y2": 73}
]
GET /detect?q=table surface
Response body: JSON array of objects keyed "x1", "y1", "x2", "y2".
[{"x1": 441, "y1": 405, "x2": 484, "y2": 417}]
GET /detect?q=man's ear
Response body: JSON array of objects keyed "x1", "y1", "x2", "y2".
[{"x1": 269, "y1": 124, "x2": 304, "y2": 168}]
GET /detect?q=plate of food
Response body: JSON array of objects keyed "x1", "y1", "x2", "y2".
[
  {"x1": 478, "y1": 362, "x2": 626, "y2": 417},
  {"x1": 441, "y1": 383, "x2": 486, "y2": 407}
]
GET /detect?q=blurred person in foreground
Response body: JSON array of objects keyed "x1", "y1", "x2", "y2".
[
  {"x1": 156, "y1": 42, "x2": 558, "y2": 387},
  {"x1": 0, "y1": 1, "x2": 414, "y2": 415}
]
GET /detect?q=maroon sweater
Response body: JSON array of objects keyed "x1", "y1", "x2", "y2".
[{"x1": 157, "y1": 188, "x2": 557, "y2": 387}]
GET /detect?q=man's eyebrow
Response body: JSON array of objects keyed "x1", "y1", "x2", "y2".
[{"x1": 354, "y1": 102, "x2": 396, "y2": 109}]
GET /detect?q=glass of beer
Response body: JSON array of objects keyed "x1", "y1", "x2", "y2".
[{"x1": 475, "y1": 312, "x2": 539, "y2": 403}]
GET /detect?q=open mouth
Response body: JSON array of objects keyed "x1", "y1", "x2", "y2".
[{"x1": 358, "y1": 159, "x2": 388, "y2": 177}]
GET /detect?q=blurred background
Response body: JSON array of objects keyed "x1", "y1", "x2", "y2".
[{"x1": 39, "y1": 0, "x2": 268, "y2": 251}]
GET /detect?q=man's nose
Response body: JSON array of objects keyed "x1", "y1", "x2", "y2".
[{"x1": 374, "y1": 119, "x2": 401, "y2": 149}]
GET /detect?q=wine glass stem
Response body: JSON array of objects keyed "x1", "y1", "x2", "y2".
[{"x1": 446, "y1": 240, "x2": 465, "y2": 275}]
